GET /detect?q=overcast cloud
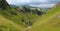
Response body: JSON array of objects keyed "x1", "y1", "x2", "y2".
[{"x1": 6, "y1": 0, "x2": 60, "y2": 7}]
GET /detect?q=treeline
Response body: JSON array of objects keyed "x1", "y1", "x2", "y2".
[{"x1": 18, "y1": 6, "x2": 44, "y2": 16}]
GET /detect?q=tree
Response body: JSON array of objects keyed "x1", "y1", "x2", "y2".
[
  {"x1": 23, "y1": 6, "x2": 31, "y2": 13},
  {"x1": 36, "y1": 9, "x2": 43, "y2": 16}
]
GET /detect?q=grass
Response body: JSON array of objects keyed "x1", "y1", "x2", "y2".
[
  {"x1": 0, "y1": 8, "x2": 40, "y2": 31},
  {"x1": 32, "y1": 6, "x2": 60, "y2": 31},
  {"x1": 0, "y1": 8, "x2": 39, "y2": 27},
  {"x1": 0, "y1": 3, "x2": 60, "y2": 31},
  {"x1": 0, "y1": 15, "x2": 25, "y2": 31}
]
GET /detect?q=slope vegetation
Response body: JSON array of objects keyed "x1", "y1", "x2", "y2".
[
  {"x1": 32, "y1": 3, "x2": 60, "y2": 31},
  {"x1": 0, "y1": 0, "x2": 40, "y2": 31},
  {"x1": 0, "y1": 15, "x2": 25, "y2": 31}
]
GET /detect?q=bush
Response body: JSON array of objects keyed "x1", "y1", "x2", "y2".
[
  {"x1": 36, "y1": 9, "x2": 43, "y2": 16},
  {"x1": 23, "y1": 6, "x2": 31, "y2": 13},
  {"x1": 9, "y1": 10, "x2": 17, "y2": 15},
  {"x1": 21, "y1": 18, "x2": 25, "y2": 22}
]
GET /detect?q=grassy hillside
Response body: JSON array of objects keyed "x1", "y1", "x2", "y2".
[
  {"x1": 0, "y1": 6, "x2": 40, "y2": 31},
  {"x1": 0, "y1": 8, "x2": 39, "y2": 31},
  {"x1": 0, "y1": 0, "x2": 40, "y2": 30},
  {"x1": 0, "y1": 15, "x2": 25, "y2": 31},
  {"x1": 0, "y1": 0, "x2": 41, "y2": 30},
  {"x1": 32, "y1": 4, "x2": 60, "y2": 31},
  {"x1": 0, "y1": 8, "x2": 39, "y2": 27},
  {"x1": 1, "y1": 0, "x2": 60, "y2": 31}
]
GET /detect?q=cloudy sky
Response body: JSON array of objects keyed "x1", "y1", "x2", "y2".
[
  {"x1": 6, "y1": 0, "x2": 60, "y2": 7},
  {"x1": 6, "y1": 0, "x2": 60, "y2": 4}
]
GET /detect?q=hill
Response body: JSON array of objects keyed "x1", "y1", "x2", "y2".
[
  {"x1": 0, "y1": 0, "x2": 40, "y2": 31},
  {"x1": 32, "y1": 2, "x2": 60, "y2": 31},
  {"x1": 0, "y1": 0, "x2": 10, "y2": 9},
  {"x1": 0, "y1": 15, "x2": 25, "y2": 31},
  {"x1": 1, "y1": 0, "x2": 60, "y2": 31}
]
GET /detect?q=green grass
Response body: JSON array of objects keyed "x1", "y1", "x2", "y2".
[
  {"x1": 0, "y1": 8, "x2": 40, "y2": 31},
  {"x1": 0, "y1": 15, "x2": 25, "y2": 31},
  {"x1": 32, "y1": 6, "x2": 60, "y2": 31},
  {"x1": 0, "y1": 8, "x2": 39, "y2": 27},
  {"x1": 0, "y1": 3, "x2": 60, "y2": 31}
]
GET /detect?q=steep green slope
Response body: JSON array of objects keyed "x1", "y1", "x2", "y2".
[
  {"x1": 0, "y1": 8, "x2": 40, "y2": 31},
  {"x1": 0, "y1": 0, "x2": 40, "y2": 31},
  {"x1": 32, "y1": 4, "x2": 60, "y2": 31},
  {"x1": 0, "y1": 15, "x2": 25, "y2": 31},
  {"x1": 0, "y1": 8, "x2": 39, "y2": 27}
]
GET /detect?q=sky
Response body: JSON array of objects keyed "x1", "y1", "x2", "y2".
[
  {"x1": 6, "y1": 0, "x2": 60, "y2": 7},
  {"x1": 30, "y1": 4, "x2": 55, "y2": 8},
  {"x1": 6, "y1": 0, "x2": 60, "y2": 4}
]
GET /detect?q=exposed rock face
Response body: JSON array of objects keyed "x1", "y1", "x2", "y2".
[{"x1": 0, "y1": 0, "x2": 10, "y2": 9}]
